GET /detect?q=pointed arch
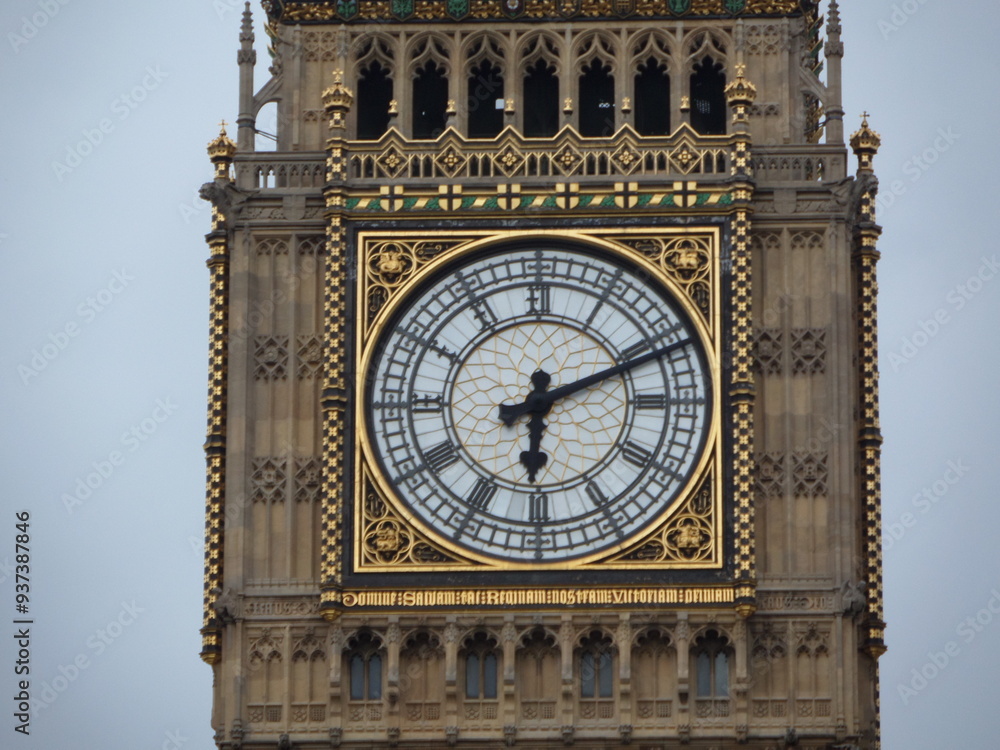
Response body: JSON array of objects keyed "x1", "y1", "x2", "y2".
[
  {"x1": 690, "y1": 55, "x2": 727, "y2": 135},
  {"x1": 354, "y1": 35, "x2": 396, "y2": 140},
  {"x1": 461, "y1": 631, "x2": 500, "y2": 701},
  {"x1": 574, "y1": 31, "x2": 618, "y2": 137},
  {"x1": 632, "y1": 626, "x2": 675, "y2": 723},
  {"x1": 345, "y1": 631, "x2": 384, "y2": 702},
  {"x1": 691, "y1": 627, "x2": 733, "y2": 718},
  {"x1": 629, "y1": 30, "x2": 673, "y2": 136},
  {"x1": 518, "y1": 31, "x2": 562, "y2": 137},
  {"x1": 464, "y1": 34, "x2": 507, "y2": 138},
  {"x1": 407, "y1": 34, "x2": 453, "y2": 139}
]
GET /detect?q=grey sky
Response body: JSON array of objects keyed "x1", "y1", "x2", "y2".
[{"x1": 1, "y1": 1, "x2": 997, "y2": 747}]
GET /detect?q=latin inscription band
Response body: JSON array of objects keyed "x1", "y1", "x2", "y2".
[{"x1": 342, "y1": 586, "x2": 735, "y2": 608}]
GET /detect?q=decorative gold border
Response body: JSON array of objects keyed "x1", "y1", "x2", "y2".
[
  {"x1": 319, "y1": 81, "x2": 352, "y2": 614},
  {"x1": 200, "y1": 128, "x2": 236, "y2": 663},
  {"x1": 854, "y1": 181, "x2": 885, "y2": 659},
  {"x1": 274, "y1": 0, "x2": 808, "y2": 25},
  {"x1": 726, "y1": 67, "x2": 758, "y2": 617},
  {"x1": 352, "y1": 228, "x2": 724, "y2": 572},
  {"x1": 340, "y1": 584, "x2": 736, "y2": 609}
]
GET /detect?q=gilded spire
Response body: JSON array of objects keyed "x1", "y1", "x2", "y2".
[
  {"x1": 207, "y1": 121, "x2": 238, "y2": 180},
  {"x1": 724, "y1": 63, "x2": 758, "y2": 108},
  {"x1": 850, "y1": 113, "x2": 882, "y2": 172}
]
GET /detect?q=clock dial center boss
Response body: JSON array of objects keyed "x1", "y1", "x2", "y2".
[{"x1": 365, "y1": 244, "x2": 713, "y2": 563}]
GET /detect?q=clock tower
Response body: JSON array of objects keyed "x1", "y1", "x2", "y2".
[{"x1": 199, "y1": 1, "x2": 886, "y2": 748}]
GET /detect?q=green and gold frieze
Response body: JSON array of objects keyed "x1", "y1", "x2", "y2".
[{"x1": 267, "y1": 0, "x2": 815, "y2": 24}]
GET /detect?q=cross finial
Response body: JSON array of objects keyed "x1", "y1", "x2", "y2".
[
  {"x1": 218, "y1": 119, "x2": 229, "y2": 134},
  {"x1": 861, "y1": 111, "x2": 870, "y2": 123}
]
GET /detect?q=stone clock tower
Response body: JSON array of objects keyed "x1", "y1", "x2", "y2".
[{"x1": 199, "y1": 1, "x2": 885, "y2": 748}]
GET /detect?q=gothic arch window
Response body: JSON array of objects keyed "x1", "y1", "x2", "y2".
[
  {"x1": 412, "y1": 61, "x2": 448, "y2": 139},
  {"x1": 355, "y1": 37, "x2": 394, "y2": 140},
  {"x1": 291, "y1": 629, "x2": 327, "y2": 723},
  {"x1": 574, "y1": 33, "x2": 617, "y2": 138},
  {"x1": 410, "y1": 37, "x2": 451, "y2": 139},
  {"x1": 634, "y1": 57, "x2": 671, "y2": 135},
  {"x1": 517, "y1": 628, "x2": 559, "y2": 722},
  {"x1": 794, "y1": 626, "x2": 832, "y2": 720},
  {"x1": 750, "y1": 626, "x2": 788, "y2": 719},
  {"x1": 632, "y1": 627, "x2": 675, "y2": 722},
  {"x1": 690, "y1": 56, "x2": 727, "y2": 135},
  {"x1": 692, "y1": 629, "x2": 732, "y2": 718},
  {"x1": 346, "y1": 632, "x2": 383, "y2": 701},
  {"x1": 466, "y1": 37, "x2": 505, "y2": 138},
  {"x1": 578, "y1": 630, "x2": 615, "y2": 721},
  {"x1": 247, "y1": 629, "x2": 283, "y2": 722},
  {"x1": 357, "y1": 61, "x2": 393, "y2": 140},
  {"x1": 578, "y1": 60, "x2": 615, "y2": 137},
  {"x1": 463, "y1": 632, "x2": 500, "y2": 701},
  {"x1": 400, "y1": 631, "x2": 444, "y2": 722},
  {"x1": 520, "y1": 35, "x2": 560, "y2": 137}
]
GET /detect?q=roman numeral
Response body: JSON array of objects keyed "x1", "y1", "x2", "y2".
[
  {"x1": 622, "y1": 441, "x2": 653, "y2": 468},
  {"x1": 585, "y1": 480, "x2": 608, "y2": 507},
  {"x1": 635, "y1": 393, "x2": 668, "y2": 410},
  {"x1": 466, "y1": 477, "x2": 498, "y2": 511},
  {"x1": 529, "y1": 493, "x2": 549, "y2": 523},
  {"x1": 412, "y1": 395, "x2": 444, "y2": 413},
  {"x1": 472, "y1": 300, "x2": 498, "y2": 331},
  {"x1": 620, "y1": 339, "x2": 650, "y2": 361},
  {"x1": 526, "y1": 285, "x2": 551, "y2": 315},
  {"x1": 424, "y1": 441, "x2": 459, "y2": 473}
]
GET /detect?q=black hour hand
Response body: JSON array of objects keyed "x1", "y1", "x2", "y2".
[
  {"x1": 520, "y1": 413, "x2": 548, "y2": 483},
  {"x1": 498, "y1": 369, "x2": 553, "y2": 482}
]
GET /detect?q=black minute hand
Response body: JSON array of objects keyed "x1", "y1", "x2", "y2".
[{"x1": 498, "y1": 337, "x2": 693, "y2": 425}]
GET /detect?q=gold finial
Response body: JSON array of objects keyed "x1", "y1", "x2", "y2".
[
  {"x1": 563, "y1": 97, "x2": 573, "y2": 114},
  {"x1": 388, "y1": 99, "x2": 399, "y2": 115},
  {"x1": 207, "y1": 121, "x2": 238, "y2": 164},
  {"x1": 322, "y1": 68, "x2": 354, "y2": 112},
  {"x1": 850, "y1": 111, "x2": 882, "y2": 168},
  {"x1": 504, "y1": 98, "x2": 515, "y2": 115},
  {"x1": 724, "y1": 63, "x2": 757, "y2": 107}
]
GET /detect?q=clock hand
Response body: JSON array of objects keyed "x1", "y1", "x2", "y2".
[
  {"x1": 511, "y1": 370, "x2": 551, "y2": 482},
  {"x1": 497, "y1": 337, "x2": 693, "y2": 425},
  {"x1": 520, "y1": 412, "x2": 548, "y2": 483}
]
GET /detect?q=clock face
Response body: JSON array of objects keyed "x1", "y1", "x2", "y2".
[{"x1": 365, "y1": 243, "x2": 713, "y2": 563}]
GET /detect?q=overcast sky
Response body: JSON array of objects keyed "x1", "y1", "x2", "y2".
[{"x1": 1, "y1": 1, "x2": 998, "y2": 748}]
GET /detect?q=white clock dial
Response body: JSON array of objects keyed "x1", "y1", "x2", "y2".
[{"x1": 366, "y1": 244, "x2": 712, "y2": 562}]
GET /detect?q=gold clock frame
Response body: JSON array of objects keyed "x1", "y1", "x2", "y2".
[{"x1": 352, "y1": 227, "x2": 725, "y2": 573}]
